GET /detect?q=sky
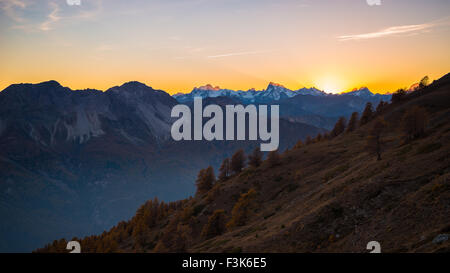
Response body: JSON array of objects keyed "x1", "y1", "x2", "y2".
[{"x1": 0, "y1": 0, "x2": 449, "y2": 94}]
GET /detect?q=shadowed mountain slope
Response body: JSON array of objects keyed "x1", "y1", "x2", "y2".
[
  {"x1": 36, "y1": 73, "x2": 450, "y2": 253},
  {"x1": 0, "y1": 80, "x2": 323, "y2": 252}
]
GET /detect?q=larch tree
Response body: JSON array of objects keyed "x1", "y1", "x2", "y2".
[
  {"x1": 359, "y1": 102, "x2": 373, "y2": 126},
  {"x1": 195, "y1": 166, "x2": 215, "y2": 195},
  {"x1": 305, "y1": 136, "x2": 313, "y2": 145},
  {"x1": 201, "y1": 209, "x2": 226, "y2": 239},
  {"x1": 226, "y1": 188, "x2": 257, "y2": 229},
  {"x1": 315, "y1": 133, "x2": 323, "y2": 142},
  {"x1": 266, "y1": 150, "x2": 281, "y2": 168},
  {"x1": 375, "y1": 101, "x2": 386, "y2": 115},
  {"x1": 366, "y1": 117, "x2": 387, "y2": 161},
  {"x1": 293, "y1": 140, "x2": 303, "y2": 149},
  {"x1": 419, "y1": 76, "x2": 429, "y2": 89},
  {"x1": 391, "y1": 89, "x2": 406, "y2": 104},
  {"x1": 402, "y1": 106, "x2": 428, "y2": 141},
  {"x1": 331, "y1": 117, "x2": 346, "y2": 137},
  {"x1": 248, "y1": 147, "x2": 263, "y2": 168},
  {"x1": 231, "y1": 149, "x2": 246, "y2": 174},
  {"x1": 346, "y1": 112, "x2": 359, "y2": 133},
  {"x1": 218, "y1": 158, "x2": 231, "y2": 181}
]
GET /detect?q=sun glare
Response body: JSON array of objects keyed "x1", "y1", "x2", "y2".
[{"x1": 315, "y1": 76, "x2": 346, "y2": 94}]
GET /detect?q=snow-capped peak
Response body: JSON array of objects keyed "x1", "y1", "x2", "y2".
[
  {"x1": 263, "y1": 82, "x2": 296, "y2": 100},
  {"x1": 267, "y1": 82, "x2": 286, "y2": 88},
  {"x1": 195, "y1": 84, "x2": 221, "y2": 91},
  {"x1": 174, "y1": 82, "x2": 328, "y2": 103},
  {"x1": 343, "y1": 87, "x2": 374, "y2": 98},
  {"x1": 295, "y1": 87, "x2": 327, "y2": 96}
]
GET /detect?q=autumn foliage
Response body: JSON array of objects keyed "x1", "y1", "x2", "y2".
[
  {"x1": 218, "y1": 158, "x2": 231, "y2": 181},
  {"x1": 331, "y1": 117, "x2": 346, "y2": 137},
  {"x1": 226, "y1": 188, "x2": 257, "y2": 229},
  {"x1": 266, "y1": 150, "x2": 281, "y2": 167},
  {"x1": 359, "y1": 102, "x2": 373, "y2": 126},
  {"x1": 366, "y1": 117, "x2": 387, "y2": 160},
  {"x1": 346, "y1": 112, "x2": 359, "y2": 133},
  {"x1": 248, "y1": 147, "x2": 263, "y2": 168},
  {"x1": 34, "y1": 76, "x2": 448, "y2": 254},
  {"x1": 231, "y1": 149, "x2": 246, "y2": 174},
  {"x1": 196, "y1": 166, "x2": 215, "y2": 195},
  {"x1": 201, "y1": 210, "x2": 226, "y2": 239},
  {"x1": 402, "y1": 106, "x2": 428, "y2": 141}
]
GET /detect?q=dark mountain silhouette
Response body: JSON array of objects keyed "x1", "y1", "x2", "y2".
[
  {"x1": 0, "y1": 80, "x2": 324, "y2": 252},
  {"x1": 35, "y1": 73, "x2": 450, "y2": 253}
]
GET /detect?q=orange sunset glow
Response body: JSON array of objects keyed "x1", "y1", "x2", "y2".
[{"x1": 1, "y1": 0, "x2": 449, "y2": 94}]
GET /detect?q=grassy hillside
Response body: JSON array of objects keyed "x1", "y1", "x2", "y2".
[{"x1": 36, "y1": 74, "x2": 450, "y2": 253}]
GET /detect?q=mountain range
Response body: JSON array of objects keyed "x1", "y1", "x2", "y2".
[
  {"x1": 0, "y1": 79, "x2": 391, "y2": 252},
  {"x1": 175, "y1": 83, "x2": 391, "y2": 130},
  {"x1": 0, "y1": 80, "x2": 326, "y2": 252},
  {"x1": 174, "y1": 82, "x2": 390, "y2": 103},
  {"x1": 35, "y1": 73, "x2": 450, "y2": 253}
]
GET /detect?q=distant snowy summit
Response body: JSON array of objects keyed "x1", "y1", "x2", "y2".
[
  {"x1": 341, "y1": 87, "x2": 391, "y2": 100},
  {"x1": 174, "y1": 82, "x2": 329, "y2": 103}
]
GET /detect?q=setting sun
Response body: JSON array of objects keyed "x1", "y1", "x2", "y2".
[{"x1": 314, "y1": 76, "x2": 348, "y2": 94}]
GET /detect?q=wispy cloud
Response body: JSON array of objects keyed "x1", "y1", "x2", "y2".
[
  {"x1": 1, "y1": 0, "x2": 103, "y2": 32},
  {"x1": 337, "y1": 19, "x2": 448, "y2": 41},
  {"x1": 0, "y1": 0, "x2": 27, "y2": 22},
  {"x1": 39, "y1": 2, "x2": 60, "y2": 31},
  {"x1": 207, "y1": 50, "x2": 271, "y2": 59}
]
